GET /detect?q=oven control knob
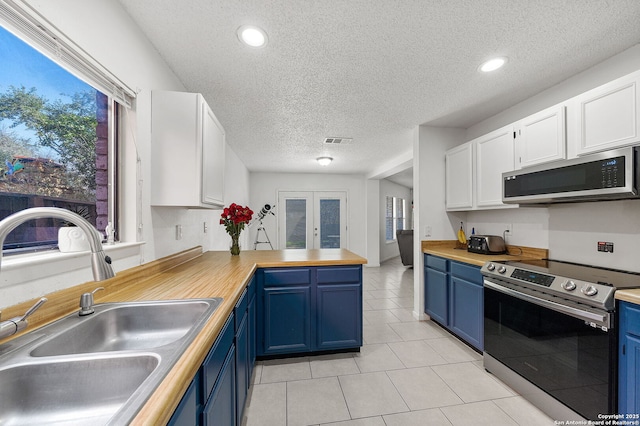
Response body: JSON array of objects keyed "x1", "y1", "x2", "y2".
[
  {"x1": 487, "y1": 263, "x2": 496, "y2": 271},
  {"x1": 582, "y1": 285, "x2": 598, "y2": 297},
  {"x1": 562, "y1": 280, "x2": 577, "y2": 291},
  {"x1": 498, "y1": 265, "x2": 507, "y2": 274}
]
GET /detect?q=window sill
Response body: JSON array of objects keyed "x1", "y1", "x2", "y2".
[{"x1": 1, "y1": 241, "x2": 144, "y2": 273}]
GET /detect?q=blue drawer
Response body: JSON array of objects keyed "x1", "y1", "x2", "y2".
[
  {"x1": 201, "y1": 313, "x2": 234, "y2": 403},
  {"x1": 247, "y1": 275, "x2": 256, "y2": 299},
  {"x1": 263, "y1": 268, "x2": 311, "y2": 286},
  {"x1": 622, "y1": 302, "x2": 640, "y2": 337},
  {"x1": 425, "y1": 255, "x2": 448, "y2": 272},
  {"x1": 450, "y1": 261, "x2": 482, "y2": 285},
  {"x1": 317, "y1": 266, "x2": 361, "y2": 284}
]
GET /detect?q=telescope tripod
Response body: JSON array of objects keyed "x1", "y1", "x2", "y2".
[{"x1": 253, "y1": 220, "x2": 273, "y2": 250}]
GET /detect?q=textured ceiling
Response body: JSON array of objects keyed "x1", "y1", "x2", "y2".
[{"x1": 118, "y1": 0, "x2": 640, "y2": 179}]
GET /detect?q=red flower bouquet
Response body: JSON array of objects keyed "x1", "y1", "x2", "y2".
[{"x1": 220, "y1": 203, "x2": 253, "y2": 255}]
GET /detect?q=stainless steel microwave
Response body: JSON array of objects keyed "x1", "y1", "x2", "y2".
[{"x1": 502, "y1": 146, "x2": 640, "y2": 204}]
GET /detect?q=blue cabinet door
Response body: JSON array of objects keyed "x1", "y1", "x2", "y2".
[
  {"x1": 247, "y1": 293, "x2": 256, "y2": 380},
  {"x1": 168, "y1": 376, "x2": 198, "y2": 426},
  {"x1": 619, "y1": 301, "x2": 640, "y2": 414},
  {"x1": 235, "y1": 313, "x2": 249, "y2": 423},
  {"x1": 261, "y1": 286, "x2": 312, "y2": 355},
  {"x1": 316, "y1": 283, "x2": 362, "y2": 350},
  {"x1": 449, "y1": 276, "x2": 483, "y2": 350},
  {"x1": 424, "y1": 267, "x2": 448, "y2": 325},
  {"x1": 203, "y1": 345, "x2": 236, "y2": 426}
]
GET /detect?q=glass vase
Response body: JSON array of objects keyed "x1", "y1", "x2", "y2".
[{"x1": 230, "y1": 234, "x2": 241, "y2": 255}]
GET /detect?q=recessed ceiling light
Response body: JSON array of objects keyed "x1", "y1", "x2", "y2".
[
  {"x1": 316, "y1": 157, "x2": 333, "y2": 166},
  {"x1": 479, "y1": 57, "x2": 508, "y2": 72},
  {"x1": 237, "y1": 25, "x2": 268, "y2": 48}
]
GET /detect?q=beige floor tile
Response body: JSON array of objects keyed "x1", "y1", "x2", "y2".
[
  {"x1": 339, "y1": 372, "x2": 409, "y2": 418},
  {"x1": 369, "y1": 289, "x2": 398, "y2": 299},
  {"x1": 366, "y1": 298, "x2": 401, "y2": 310},
  {"x1": 432, "y1": 362, "x2": 515, "y2": 403},
  {"x1": 321, "y1": 416, "x2": 386, "y2": 426},
  {"x1": 440, "y1": 401, "x2": 518, "y2": 426},
  {"x1": 388, "y1": 321, "x2": 445, "y2": 341},
  {"x1": 287, "y1": 377, "x2": 351, "y2": 426},
  {"x1": 363, "y1": 323, "x2": 403, "y2": 344},
  {"x1": 244, "y1": 382, "x2": 287, "y2": 426},
  {"x1": 389, "y1": 297, "x2": 413, "y2": 308},
  {"x1": 383, "y1": 408, "x2": 453, "y2": 426},
  {"x1": 310, "y1": 353, "x2": 360, "y2": 378},
  {"x1": 492, "y1": 396, "x2": 556, "y2": 426},
  {"x1": 353, "y1": 343, "x2": 404, "y2": 372},
  {"x1": 363, "y1": 309, "x2": 401, "y2": 325},
  {"x1": 260, "y1": 357, "x2": 311, "y2": 383},
  {"x1": 388, "y1": 340, "x2": 448, "y2": 367},
  {"x1": 424, "y1": 336, "x2": 482, "y2": 362},
  {"x1": 388, "y1": 308, "x2": 415, "y2": 322},
  {"x1": 387, "y1": 367, "x2": 463, "y2": 410}
]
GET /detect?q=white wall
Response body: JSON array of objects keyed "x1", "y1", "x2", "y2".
[
  {"x1": 466, "y1": 208, "x2": 549, "y2": 249},
  {"x1": 249, "y1": 172, "x2": 367, "y2": 258},
  {"x1": 0, "y1": 0, "x2": 250, "y2": 308},
  {"x1": 379, "y1": 179, "x2": 412, "y2": 262},
  {"x1": 414, "y1": 125, "x2": 466, "y2": 319}
]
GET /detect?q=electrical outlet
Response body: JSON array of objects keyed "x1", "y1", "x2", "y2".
[
  {"x1": 425, "y1": 226, "x2": 432, "y2": 237},
  {"x1": 203, "y1": 222, "x2": 208, "y2": 234},
  {"x1": 505, "y1": 223, "x2": 513, "y2": 236},
  {"x1": 176, "y1": 224, "x2": 182, "y2": 240}
]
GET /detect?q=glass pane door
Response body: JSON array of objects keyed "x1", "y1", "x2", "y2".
[{"x1": 278, "y1": 191, "x2": 347, "y2": 249}]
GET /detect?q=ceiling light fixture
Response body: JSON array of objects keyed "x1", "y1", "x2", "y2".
[
  {"x1": 237, "y1": 25, "x2": 268, "y2": 48},
  {"x1": 479, "y1": 57, "x2": 508, "y2": 72},
  {"x1": 316, "y1": 157, "x2": 333, "y2": 166}
]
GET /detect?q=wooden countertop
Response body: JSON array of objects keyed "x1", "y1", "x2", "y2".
[
  {"x1": 0, "y1": 247, "x2": 367, "y2": 425},
  {"x1": 616, "y1": 289, "x2": 640, "y2": 305},
  {"x1": 422, "y1": 240, "x2": 548, "y2": 267}
]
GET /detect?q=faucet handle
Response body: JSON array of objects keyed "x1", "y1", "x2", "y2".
[
  {"x1": 19, "y1": 297, "x2": 48, "y2": 322},
  {"x1": 79, "y1": 287, "x2": 104, "y2": 316}
]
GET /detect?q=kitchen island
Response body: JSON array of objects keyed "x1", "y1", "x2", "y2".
[{"x1": 0, "y1": 247, "x2": 367, "y2": 425}]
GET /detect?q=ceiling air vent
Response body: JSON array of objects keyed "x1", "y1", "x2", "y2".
[{"x1": 323, "y1": 137, "x2": 353, "y2": 145}]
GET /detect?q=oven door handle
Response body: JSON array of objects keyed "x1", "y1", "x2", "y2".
[{"x1": 483, "y1": 279, "x2": 611, "y2": 328}]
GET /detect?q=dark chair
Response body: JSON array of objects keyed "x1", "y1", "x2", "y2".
[{"x1": 396, "y1": 230, "x2": 414, "y2": 267}]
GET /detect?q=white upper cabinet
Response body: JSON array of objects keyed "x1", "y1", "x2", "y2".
[
  {"x1": 151, "y1": 91, "x2": 225, "y2": 208},
  {"x1": 445, "y1": 142, "x2": 473, "y2": 210},
  {"x1": 475, "y1": 125, "x2": 516, "y2": 208},
  {"x1": 571, "y1": 70, "x2": 640, "y2": 156},
  {"x1": 515, "y1": 104, "x2": 566, "y2": 168}
]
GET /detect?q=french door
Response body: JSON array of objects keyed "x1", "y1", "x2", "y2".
[{"x1": 277, "y1": 191, "x2": 347, "y2": 249}]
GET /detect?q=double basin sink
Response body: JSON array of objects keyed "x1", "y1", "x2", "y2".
[{"x1": 0, "y1": 298, "x2": 223, "y2": 425}]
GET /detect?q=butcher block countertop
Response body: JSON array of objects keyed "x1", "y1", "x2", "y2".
[
  {"x1": 422, "y1": 240, "x2": 548, "y2": 267},
  {"x1": 0, "y1": 247, "x2": 367, "y2": 425},
  {"x1": 615, "y1": 289, "x2": 640, "y2": 304}
]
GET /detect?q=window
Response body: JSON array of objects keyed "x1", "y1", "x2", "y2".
[
  {"x1": 385, "y1": 196, "x2": 406, "y2": 242},
  {"x1": 0, "y1": 24, "x2": 120, "y2": 251}
]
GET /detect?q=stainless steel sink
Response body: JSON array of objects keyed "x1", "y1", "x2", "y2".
[
  {"x1": 0, "y1": 354, "x2": 158, "y2": 426},
  {"x1": 31, "y1": 300, "x2": 214, "y2": 356},
  {"x1": 0, "y1": 298, "x2": 223, "y2": 425}
]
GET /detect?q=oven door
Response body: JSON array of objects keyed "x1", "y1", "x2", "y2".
[{"x1": 484, "y1": 280, "x2": 616, "y2": 420}]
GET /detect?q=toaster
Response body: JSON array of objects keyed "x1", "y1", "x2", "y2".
[{"x1": 468, "y1": 235, "x2": 507, "y2": 255}]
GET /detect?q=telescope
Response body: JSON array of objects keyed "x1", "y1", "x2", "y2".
[
  {"x1": 252, "y1": 204, "x2": 275, "y2": 249},
  {"x1": 255, "y1": 204, "x2": 274, "y2": 221}
]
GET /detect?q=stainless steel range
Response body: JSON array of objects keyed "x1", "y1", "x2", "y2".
[{"x1": 481, "y1": 259, "x2": 640, "y2": 421}]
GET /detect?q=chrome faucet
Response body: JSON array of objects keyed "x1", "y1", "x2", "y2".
[
  {"x1": 0, "y1": 297, "x2": 47, "y2": 339},
  {"x1": 0, "y1": 207, "x2": 115, "y2": 282}
]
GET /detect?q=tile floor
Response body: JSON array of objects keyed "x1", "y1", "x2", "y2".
[{"x1": 243, "y1": 257, "x2": 555, "y2": 426}]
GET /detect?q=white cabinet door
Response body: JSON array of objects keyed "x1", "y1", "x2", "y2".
[
  {"x1": 151, "y1": 91, "x2": 225, "y2": 208},
  {"x1": 201, "y1": 101, "x2": 225, "y2": 206},
  {"x1": 573, "y1": 71, "x2": 640, "y2": 155},
  {"x1": 475, "y1": 125, "x2": 516, "y2": 208},
  {"x1": 516, "y1": 104, "x2": 566, "y2": 168},
  {"x1": 445, "y1": 142, "x2": 473, "y2": 210}
]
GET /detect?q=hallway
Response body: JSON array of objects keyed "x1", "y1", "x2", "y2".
[{"x1": 244, "y1": 257, "x2": 555, "y2": 425}]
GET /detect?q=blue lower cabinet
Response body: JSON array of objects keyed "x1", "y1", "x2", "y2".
[
  {"x1": 167, "y1": 376, "x2": 198, "y2": 426},
  {"x1": 261, "y1": 285, "x2": 312, "y2": 355},
  {"x1": 424, "y1": 254, "x2": 483, "y2": 351},
  {"x1": 247, "y1": 293, "x2": 256, "y2": 379},
  {"x1": 619, "y1": 301, "x2": 640, "y2": 414},
  {"x1": 235, "y1": 313, "x2": 249, "y2": 423},
  {"x1": 257, "y1": 266, "x2": 363, "y2": 356},
  {"x1": 316, "y1": 283, "x2": 362, "y2": 350},
  {"x1": 203, "y1": 345, "x2": 236, "y2": 426}
]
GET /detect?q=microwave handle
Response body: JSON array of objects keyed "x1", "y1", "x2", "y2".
[{"x1": 483, "y1": 279, "x2": 611, "y2": 329}]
